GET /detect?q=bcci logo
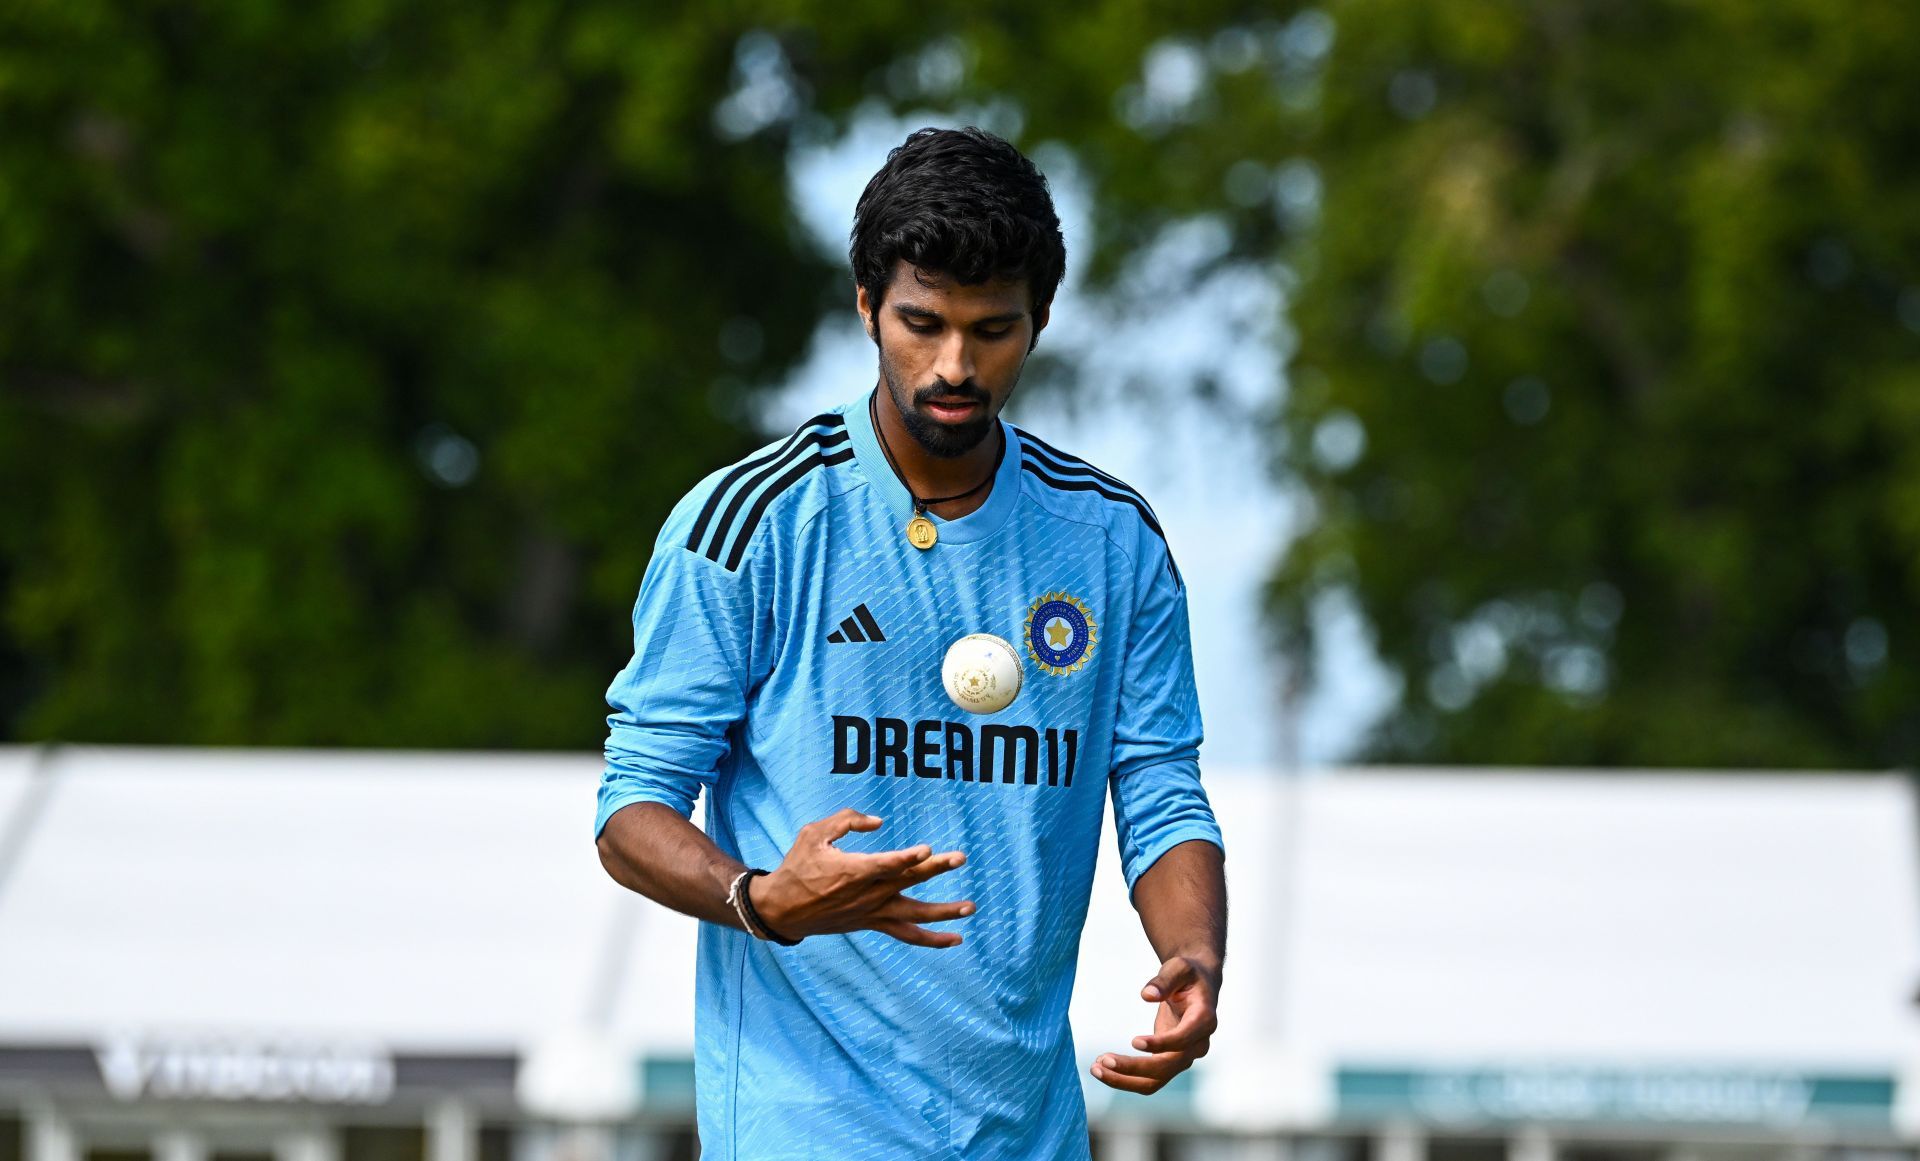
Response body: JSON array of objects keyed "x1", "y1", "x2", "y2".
[{"x1": 1025, "y1": 591, "x2": 1097, "y2": 676}]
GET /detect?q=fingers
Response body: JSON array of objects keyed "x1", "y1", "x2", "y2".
[
  {"x1": 846, "y1": 846, "x2": 963, "y2": 883},
  {"x1": 1132, "y1": 1002, "x2": 1216, "y2": 1054},
  {"x1": 1090, "y1": 1051, "x2": 1190, "y2": 1094},
  {"x1": 861, "y1": 843, "x2": 941, "y2": 875},
  {"x1": 893, "y1": 849, "x2": 967, "y2": 885},
  {"x1": 1092, "y1": 956, "x2": 1217, "y2": 1091},
  {"x1": 806, "y1": 808, "x2": 883, "y2": 845},
  {"x1": 875, "y1": 920, "x2": 964, "y2": 949},
  {"x1": 803, "y1": 813, "x2": 963, "y2": 881},
  {"x1": 1141, "y1": 957, "x2": 1199, "y2": 1003},
  {"x1": 877, "y1": 893, "x2": 976, "y2": 924}
]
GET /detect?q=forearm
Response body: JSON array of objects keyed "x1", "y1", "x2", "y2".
[
  {"x1": 595, "y1": 801, "x2": 748, "y2": 929},
  {"x1": 1131, "y1": 838, "x2": 1227, "y2": 979}
]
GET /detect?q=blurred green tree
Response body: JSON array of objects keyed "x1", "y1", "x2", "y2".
[
  {"x1": 1246, "y1": 0, "x2": 1920, "y2": 766},
  {"x1": 1007, "y1": 0, "x2": 1920, "y2": 768},
  {"x1": 0, "y1": 2, "x2": 842, "y2": 745},
  {"x1": 0, "y1": 1, "x2": 1221, "y2": 747},
  {"x1": 815, "y1": 0, "x2": 1920, "y2": 772},
  {"x1": 942, "y1": 0, "x2": 1920, "y2": 772},
  {"x1": 6, "y1": 1, "x2": 1918, "y2": 768}
]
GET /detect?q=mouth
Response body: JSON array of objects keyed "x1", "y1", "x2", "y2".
[{"x1": 922, "y1": 397, "x2": 985, "y2": 422}]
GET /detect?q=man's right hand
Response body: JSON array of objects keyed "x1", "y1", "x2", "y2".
[{"x1": 749, "y1": 808, "x2": 973, "y2": 948}]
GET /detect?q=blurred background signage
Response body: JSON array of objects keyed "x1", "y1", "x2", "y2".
[
  {"x1": 1336, "y1": 1067, "x2": 1898, "y2": 1129},
  {"x1": 94, "y1": 1036, "x2": 397, "y2": 1105}
]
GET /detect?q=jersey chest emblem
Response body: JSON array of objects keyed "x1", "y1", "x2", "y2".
[{"x1": 1025, "y1": 591, "x2": 1097, "y2": 676}]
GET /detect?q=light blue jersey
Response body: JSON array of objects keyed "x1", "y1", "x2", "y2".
[{"x1": 596, "y1": 391, "x2": 1222, "y2": 1160}]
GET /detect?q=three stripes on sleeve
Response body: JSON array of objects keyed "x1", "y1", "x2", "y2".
[
  {"x1": 1017, "y1": 431, "x2": 1181, "y2": 589},
  {"x1": 683, "y1": 414, "x2": 851, "y2": 573}
]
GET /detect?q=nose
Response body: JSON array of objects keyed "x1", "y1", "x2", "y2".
[{"x1": 931, "y1": 330, "x2": 976, "y2": 389}]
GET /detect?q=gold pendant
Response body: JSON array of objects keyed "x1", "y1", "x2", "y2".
[{"x1": 906, "y1": 515, "x2": 938, "y2": 550}]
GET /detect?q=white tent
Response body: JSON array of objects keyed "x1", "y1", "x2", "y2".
[
  {"x1": 1181, "y1": 769, "x2": 1920, "y2": 1137},
  {"x1": 0, "y1": 747, "x2": 1915, "y2": 1156}
]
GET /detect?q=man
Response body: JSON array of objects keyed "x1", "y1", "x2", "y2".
[{"x1": 594, "y1": 126, "x2": 1226, "y2": 1160}]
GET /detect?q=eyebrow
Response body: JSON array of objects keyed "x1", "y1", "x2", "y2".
[{"x1": 891, "y1": 303, "x2": 1027, "y2": 327}]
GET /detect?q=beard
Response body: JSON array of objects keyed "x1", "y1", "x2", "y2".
[{"x1": 878, "y1": 348, "x2": 1006, "y2": 459}]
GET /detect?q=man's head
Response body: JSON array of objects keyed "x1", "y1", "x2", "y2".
[{"x1": 849, "y1": 127, "x2": 1066, "y2": 458}]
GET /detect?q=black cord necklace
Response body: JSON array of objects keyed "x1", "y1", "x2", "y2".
[{"x1": 869, "y1": 388, "x2": 1004, "y2": 550}]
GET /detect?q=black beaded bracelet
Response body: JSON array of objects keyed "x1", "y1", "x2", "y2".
[{"x1": 733, "y1": 868, "x2": 802, "y2": 946}]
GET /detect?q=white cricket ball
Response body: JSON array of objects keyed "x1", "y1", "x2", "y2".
[{"x1": 942, "y1": 633, "x2": 1024, "y2": 715}]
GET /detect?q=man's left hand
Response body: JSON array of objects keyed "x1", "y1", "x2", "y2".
[{"x1": 1090, "y1": 954, "x2": 1220, "y2": 1094}]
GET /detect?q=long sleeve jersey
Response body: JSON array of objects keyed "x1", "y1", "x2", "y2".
[{"x1": 596, "y1": 390, "x2": 1222, "y2": 1160}]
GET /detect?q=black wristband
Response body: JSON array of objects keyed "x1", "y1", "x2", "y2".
[{"x1": 737, "y1": 869, "x2": 802, "y2": 946}]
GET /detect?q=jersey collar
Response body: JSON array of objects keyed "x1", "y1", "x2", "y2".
[{"x1": 843, "y1": 388, "x2": 1023, "y2": 546}]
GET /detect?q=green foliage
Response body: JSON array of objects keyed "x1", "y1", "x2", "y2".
[
  {"x1": 1259, "y1": 0, "x2": 1920, "y2": 765},
  {"x1": 7, "y1": 0, "x2": 1918, "y2": 768},
  {"x1": 0, "y1": 0, "x2": 1227, "y2": 748},
  {"x1": 0, "y1": 0, "x2": 833, "y2": 745}
]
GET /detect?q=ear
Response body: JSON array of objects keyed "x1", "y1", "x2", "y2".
[
  {"x1": 1028, "y1": 302, "x2": 1051, "y2": 352},
  {"x1": 855, "y1": 284, "x2": 878, "y2": 345}
]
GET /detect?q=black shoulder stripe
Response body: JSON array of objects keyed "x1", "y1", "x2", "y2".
[
  {"x1": 1021, "y1": 441, "x2": 1162, "y2": 530},
  {"x1": 1018, "y1": 432, "x2": 1152, "y2": 508},
  {"x1": 697, "y1": 427, "x2": 851, "y2": 561},
  {"x1": 1020, "y1": 459, "x2": 1181, "y2": 588},
  {"x1": 720, "y1": 447, "x2": 855, "y2": 572},
  {"x1": 1019, "y1": 457, "x2": 1166, "y2": 541},
  {"x1": 1019, "y1": 436, "x2": 1173, "y2": 547},
  {"x1": 685, "y1": 413, "x2": 844, "y2": 554}
]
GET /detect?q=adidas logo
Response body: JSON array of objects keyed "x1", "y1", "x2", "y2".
[{"x1": 827, "y1": 603, "x2": 887, "y2": 644}]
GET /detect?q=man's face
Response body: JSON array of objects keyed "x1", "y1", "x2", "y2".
[{"x1": 859, "y1": 260, "x2": 1048, "y2": 458}]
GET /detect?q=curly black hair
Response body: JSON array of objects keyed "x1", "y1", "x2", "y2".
[{"x1": 849, "y1": 127, "x2": 1066, "y2": 332}]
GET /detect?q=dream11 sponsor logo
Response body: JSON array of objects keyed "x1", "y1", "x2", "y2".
[{"x1": 94, "y1": 1032, "x2": 396, "y2": 1104}]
